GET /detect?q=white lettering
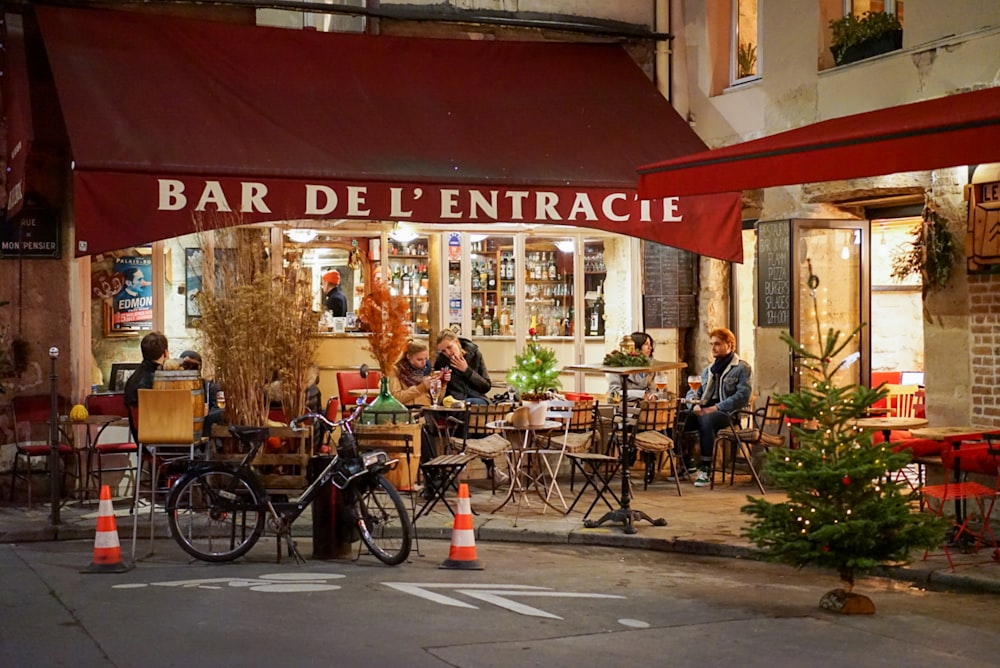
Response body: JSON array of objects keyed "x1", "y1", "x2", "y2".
[
  {"x1": 346, "y1": 186, "x2": 370, "y2": 216},
  {"x1": 241, "y1": 182, "x2": 271, "y2": 213},
  {"x1": 305, "y1": 185, "x2": 338, "y2": 215},
  {"x1": 195, "y1": 181, "x2": 232, "y2": 212},
  {"x1": 469, "y1": 190, "x2": 499, "y2": 219},
  {"x1": 389, "y1": 188, "x2": 414, "y2": 218},
  {"x1": 505, "y1": 191, "x2": 529, "y2": 220},
  {"x1": 158, "y1": 179, "x2": 187, "y2": 211},
  {"x1": 440, "y1": 189, "x2": 462, "y2": 219},
  {"x1": 535, "y1": 192, "x2": 561, "y2": 221},
  {"x1": 567, "y1": 193, "x2": 598, "y2": 221},
  {"x1": 639, "y1": 198, "x2": 652, "y2": 222},
  {"x1": 601, "y1": 193, "x2": 629, "y2": 222},
  {"x1": 661, "y1": 197, "x2": 682, "y2": 222}
]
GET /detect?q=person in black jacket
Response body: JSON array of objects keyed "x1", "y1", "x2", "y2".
[
  {"x1": 322, "y1": 270, "x2": 348, "y2": 317},
  {"x1": 123, "y1": 331, "x2": 169, "y2": 441},
  {"x1": 432, "y1": 329, "x2": 491, "y2": 404}
]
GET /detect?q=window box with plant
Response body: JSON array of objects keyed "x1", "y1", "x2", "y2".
[{"x1": 829, "y1": 11, "x2": 902, "y2": 66}]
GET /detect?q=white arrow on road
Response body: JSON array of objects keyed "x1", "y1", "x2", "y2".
[{"x1": 384, "y1": 582, "x2": 625, "y2": 619}]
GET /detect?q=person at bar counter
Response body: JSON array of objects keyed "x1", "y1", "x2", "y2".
[
  {"x1": 123, "y1": 330, "x2": 169, "y2": 441},
  {"x1": 607, "y1": 331, "x2": 658, "y2": 402},
  {"x1": 389, "y1": 340, "x2": 448, "y2": 408},
  {"x1": 433, "y1": 329, "x2": 490, "y2": 405},
  {"x1": 685, "y1": 327, "x2": 752, "y2": 488},
  {"x1": 322, "y1": 269, "x2": 348, "y2": 317}
]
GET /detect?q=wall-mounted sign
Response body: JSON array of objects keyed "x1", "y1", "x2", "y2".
[
  {"x1": 968, "y1": 165, "x2": 1000, "y2": 273},
  {"x1": 0, "y1": 200, "x2": 61, "y2": 259},
  {"x1": 757, "y1": 220, "x2": 791, "y2": 328}
]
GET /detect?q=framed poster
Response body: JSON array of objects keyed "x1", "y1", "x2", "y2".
[
  {"x1": 109, "y1": 256, "x2": 153, "y2": 332},
  {"x1": 185, "y1": 247, "x2": 204, "y2": 327}
]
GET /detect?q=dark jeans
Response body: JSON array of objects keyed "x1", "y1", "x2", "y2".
[{"x1": 684, "y1": 408, "x2": 733, "y2": 465}]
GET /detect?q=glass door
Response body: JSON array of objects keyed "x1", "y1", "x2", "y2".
[{"x1": 790, "y1": 220, "x2": 870, "y2": 390}]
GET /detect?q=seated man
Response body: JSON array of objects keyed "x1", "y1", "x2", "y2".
[
  {"x1": 123, "y1": 331, "x2": 169, "y2": 442},
  {"x1": 685, "y1": 327, "x2": 752, "y2": 488}
]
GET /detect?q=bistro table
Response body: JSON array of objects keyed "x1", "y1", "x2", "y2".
[
  {"x1": 908, "y1": 426, "x2": 992, "y2": 520},
  {"x1": 487, "y1": 419, "x2": 562, "y2": 523},
  {"x1": 851, "y1": 416, "x2": 928, "y2": 446},
  {"x1": 564, "y1": 360, "x2": 686, "y2": 534}
]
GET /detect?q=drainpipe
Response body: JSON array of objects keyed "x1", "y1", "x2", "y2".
[{"x1": 655, "y1": 0, "x2": 671, "y2": 103}]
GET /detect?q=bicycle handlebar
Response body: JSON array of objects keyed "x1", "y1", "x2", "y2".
[{"x1": 290, "y1": 400, "x2": 366, "y2": 432}]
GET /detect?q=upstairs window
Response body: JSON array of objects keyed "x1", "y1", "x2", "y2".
[{"x1": 731, "y1": 0, "x2": 761, "y2": 85}]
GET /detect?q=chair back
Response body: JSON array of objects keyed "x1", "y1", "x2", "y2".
[
  {"x1": 85, "y1": 392, "x2": 127, "y2": 417},
  {"x1": 758, "y1": 397, "x2": 786, "y2": 436},
  {"x1": 336, "y1": 370, "x2": 382, "y2": 415},
  {"x1": 631, "y1": 400, "x2": 676, "y2": 436},
  {"x1": 884, "y1": 384, "x2": 919, "y2": 418},
  {"x1": 11, "y1": 394, "x2": 71, "y2": 444},
  {"x1": 466, "y1": 402, "x2": 514, "y2": 438},
  {"x1": 137, "y1": 388, "x2": 198, "y2": 444}
]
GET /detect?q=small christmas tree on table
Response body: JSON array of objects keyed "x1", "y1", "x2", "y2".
[
  {"x1": 506, "y1": 328, "x2": 561, "y2": 401},
  {"x1": 741, "y1": 270, "x2": 947, "y2": 614}
]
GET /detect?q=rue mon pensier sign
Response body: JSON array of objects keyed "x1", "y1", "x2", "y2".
[{"x1": 1, "y1": 204, "x2": 60, "y2": 259}]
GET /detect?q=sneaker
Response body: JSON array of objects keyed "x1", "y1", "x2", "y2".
[
  {"x1": 665, "y1": 469, "x2": 691, "y2": 482},
  {"x1": 693, "y1": 469, "x2": 711, "y2": 487}
]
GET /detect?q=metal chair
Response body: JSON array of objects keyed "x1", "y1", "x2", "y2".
[
  {"x1": 83, "y1": 393, "x2": 136, "y2": 502},
  {"x1": 8, "y1": 394, "x2": 79, "y2": 506},
  {"x1": 713, "y1": 396, "x2": 784, "y2": 494},
  {"x1": 454, "y1": 402, "x2": 514, "y2": 493}
]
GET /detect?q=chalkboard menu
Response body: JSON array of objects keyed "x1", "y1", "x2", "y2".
[
  {"x1": 757, "y1": 220, "x2": 790, "y2": 328},
  {"x1": 642, "y1": 243, "x2": 696, "y2": 328}
]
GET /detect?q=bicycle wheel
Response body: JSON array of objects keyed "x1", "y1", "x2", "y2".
[
  {"x1": 166, "y1": 467, "x2": 266, "y2": 563},
  {"x1": 354, "y1": 474, "x2": 412, "y2": 565}
]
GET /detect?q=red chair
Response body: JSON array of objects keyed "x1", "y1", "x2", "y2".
[
  {"x1": 336, "y1": 370, "x2": 381, "y2": 419},
  {"x1": 8, "y1": 394, "x2": 79, "y2": 506},
  {"x1": 84, "y1": 393, "x2": 137, "y2": 502},
  {"x1": 921, "y1": 434, "x2": 1000, "y2": 571}
]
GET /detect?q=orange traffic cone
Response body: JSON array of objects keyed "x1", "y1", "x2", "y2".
[
  {"x1": 439, "y1": 483, "x2": 484, "y2": 570},
  {"x1": 81, "y1": 485, "x2": 134, "y2": 573}
]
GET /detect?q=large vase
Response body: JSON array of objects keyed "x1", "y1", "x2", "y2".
[
  {"x1": 361, "y1": 376, "x2": 412, "y2": 425},
  {"x1": 524, "y1": 399, "x2": 549, "y2": 427}
]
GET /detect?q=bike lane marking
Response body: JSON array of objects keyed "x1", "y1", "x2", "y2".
[
  {"x1": 113, "y1": 572, "x2": 345, "y2": 592},
  {"x1": 384, "y1": 583, "x2": 625, "y2": 619}
]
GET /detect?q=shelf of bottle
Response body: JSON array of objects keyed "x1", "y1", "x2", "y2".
[
  {"x1": 385, "y1": 254, "x2": 428, "y2": 260},
  {"x1": 525, "y1": 278, "x2": 567, "y2": 284}
]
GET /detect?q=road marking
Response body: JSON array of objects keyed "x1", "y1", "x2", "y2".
[
  {"x1": 112, "y1": 572, "x2": 345, "y2": 593},
  {"x1": 384, "y1": 582, "x2": 625, "y2": 619}
]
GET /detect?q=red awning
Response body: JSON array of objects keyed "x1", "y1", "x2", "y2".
[
  {"x1": 36, "y1": 6, "x2": 743, "y2": 262},
  {"x1": 637, "y1": 86, "x2": 1000, "y2": 199},
  {"x1": 3, "y1": 12, "x2": 32, "y2": 218}
]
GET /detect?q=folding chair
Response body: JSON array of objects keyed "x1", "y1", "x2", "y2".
[
  {"x1": 83, "y1": 393, "x2": 136, "y2": 503},
  {"x1": 454, "y1": 403, "x2": 514, "y2": 492},
  {"x1": 415, "y1": 452, "x2": 476, "y2": 521},
  {"x1": 565, "y1": 451, "x2": 622, "y2": 519},
  {"x1": 537, "y1": 399, "x2": 600, "y2": 510},
  {"x1": 626, "y1": 399, "x2": 681, "y2": 495}
]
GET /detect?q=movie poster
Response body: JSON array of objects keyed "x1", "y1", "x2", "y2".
[{"x1": 111, "y1": 256, "x2": 153, "y2": 331}]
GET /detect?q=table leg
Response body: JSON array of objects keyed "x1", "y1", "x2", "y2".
[{"x1": 583, "y1": 372, "x2": 667, "y2": 534}]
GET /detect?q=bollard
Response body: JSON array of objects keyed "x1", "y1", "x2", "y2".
[
  {"x1": 307, "y1": 456, "x2": 353, "y2": 559},
  {"x1": 49, "y1": 347, "x2": 60, "y2": 525}
]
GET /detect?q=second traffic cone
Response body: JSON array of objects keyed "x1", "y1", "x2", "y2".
[
  {"x1": 439, "y1": 483, "x2": 484, "y2": 570},
  {"x1": 81, "y1": 484, "x2": 134, "y2": 573}
]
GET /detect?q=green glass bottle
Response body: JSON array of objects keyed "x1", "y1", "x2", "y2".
[{"x1": 361, "y1": 375, "x2": 412, "y2": 425}]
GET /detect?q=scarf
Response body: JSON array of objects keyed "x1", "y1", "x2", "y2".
[
  {"x1": 704, "y1": 352, "x2": 734, "y2": 406},
  {"x1": 395, "y1": 357, "x2": 429, "y2": 388}
]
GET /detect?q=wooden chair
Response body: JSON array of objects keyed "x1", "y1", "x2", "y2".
[
  {"x1": 8, "y1": 394, "x2": 79, "y2": 506},
  {"x1": 884, "y1": 383, "x2": 919, "y2": 418},
  {"x1": 133, "y1": 388, "x2": 201, "y2": 559},
  {"x1": 625, "y1": 399, "x2": 682, "y2": 496},
  {"x1": 713, "y1": 396, "x2": 785, "y2": 494},
  {"x1": 454, "y1": 402, "x2": 514, "y2": 493}
]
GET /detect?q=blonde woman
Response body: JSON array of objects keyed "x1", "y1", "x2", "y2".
[{"x1": 389, "y1": 340, "x2": 441, "y2": 407}]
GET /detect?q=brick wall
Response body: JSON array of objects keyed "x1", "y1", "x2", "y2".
[{"x1": 968, "y1": 273, "x2": 1000, "y2": 428}]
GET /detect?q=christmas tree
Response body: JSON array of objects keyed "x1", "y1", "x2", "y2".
[
  {"x1": 741, "y1": 271, "x2": 947, "y2": 610},
  {"x1": 505, "y1": 328, "x2": 561, "y2": 400}
]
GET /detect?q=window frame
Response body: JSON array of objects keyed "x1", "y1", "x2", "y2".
[{"x1": 730, "y1": 0, "x2": 762, "y2": 86}]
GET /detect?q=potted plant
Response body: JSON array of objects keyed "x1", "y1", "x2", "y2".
[
  {"x1": 356, "y1": 272, "x2": 413, "y2": 425},
  {"x1": 506, "y1": 328, "x2": 561, "y2": 426},
  {"x1": 830, "y1": 10, "x2": 902, "y2": 65}
]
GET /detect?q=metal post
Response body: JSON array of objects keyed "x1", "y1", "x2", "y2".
[{"x1": 49, "y1": 347, "x2": 60, "y2": 525}]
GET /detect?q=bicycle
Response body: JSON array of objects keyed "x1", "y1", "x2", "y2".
[{"x1": 164, "y1": 401, "x2": 413, "y2": 565}]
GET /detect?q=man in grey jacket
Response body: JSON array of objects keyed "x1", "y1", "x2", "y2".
[{"x1": 685, "y1": 327, "x2": 752, "y2": 487}]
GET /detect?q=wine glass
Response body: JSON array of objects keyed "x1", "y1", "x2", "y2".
[
  {"x1": 654, "y1": 371, "x2": 669, "y2": 397},
  {"x1": 429, "y1": 377, "x2": 442, "y2": 406},
  {"x1": 687, "y1": 375, "x2": 702, "y2": 404}
]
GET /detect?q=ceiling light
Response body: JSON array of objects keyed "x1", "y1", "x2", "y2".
[
  {"x1": 555, "y1": 240, "x2": 575, "y2": 253},
  {"x1": 390, "y1": 223, "x2": 419, "y2": 243},
  {"x1": 286, "y1": 228, "x2": 318, "y2": 243}
]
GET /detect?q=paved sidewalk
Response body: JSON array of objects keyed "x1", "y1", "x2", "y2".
[{"x1": 2, "y1": 475, "x2": 999, "y2": 595}]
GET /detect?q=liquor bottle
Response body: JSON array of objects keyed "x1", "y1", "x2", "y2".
[
  {"x1": 473, "y1": 309, "x2": 484, "y2": 337},
  {"x1": 487, "y1": 260, "x2": 496, "y2": 290},
  {"x1": 482, "y1": 307, "x2": 493, "y2": 336},
  {"x1": 595, "y1": 282, "x2": 606, "y2": 336},
  {"x1": 548, "y1": 253, "x2": 557, "y2": 281},
  {"x1": 471, "y1": 263, "x2": 481, "y2": 290},
  {"x1": 491, "y1": 307, "x2": 500, "y2": 336},
  {"x1": 401, "y1": 266, "x2": 412, "y2": 297},
  {"x1": 500, "y1": 299, "x2": 511, "y2": 335}
]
